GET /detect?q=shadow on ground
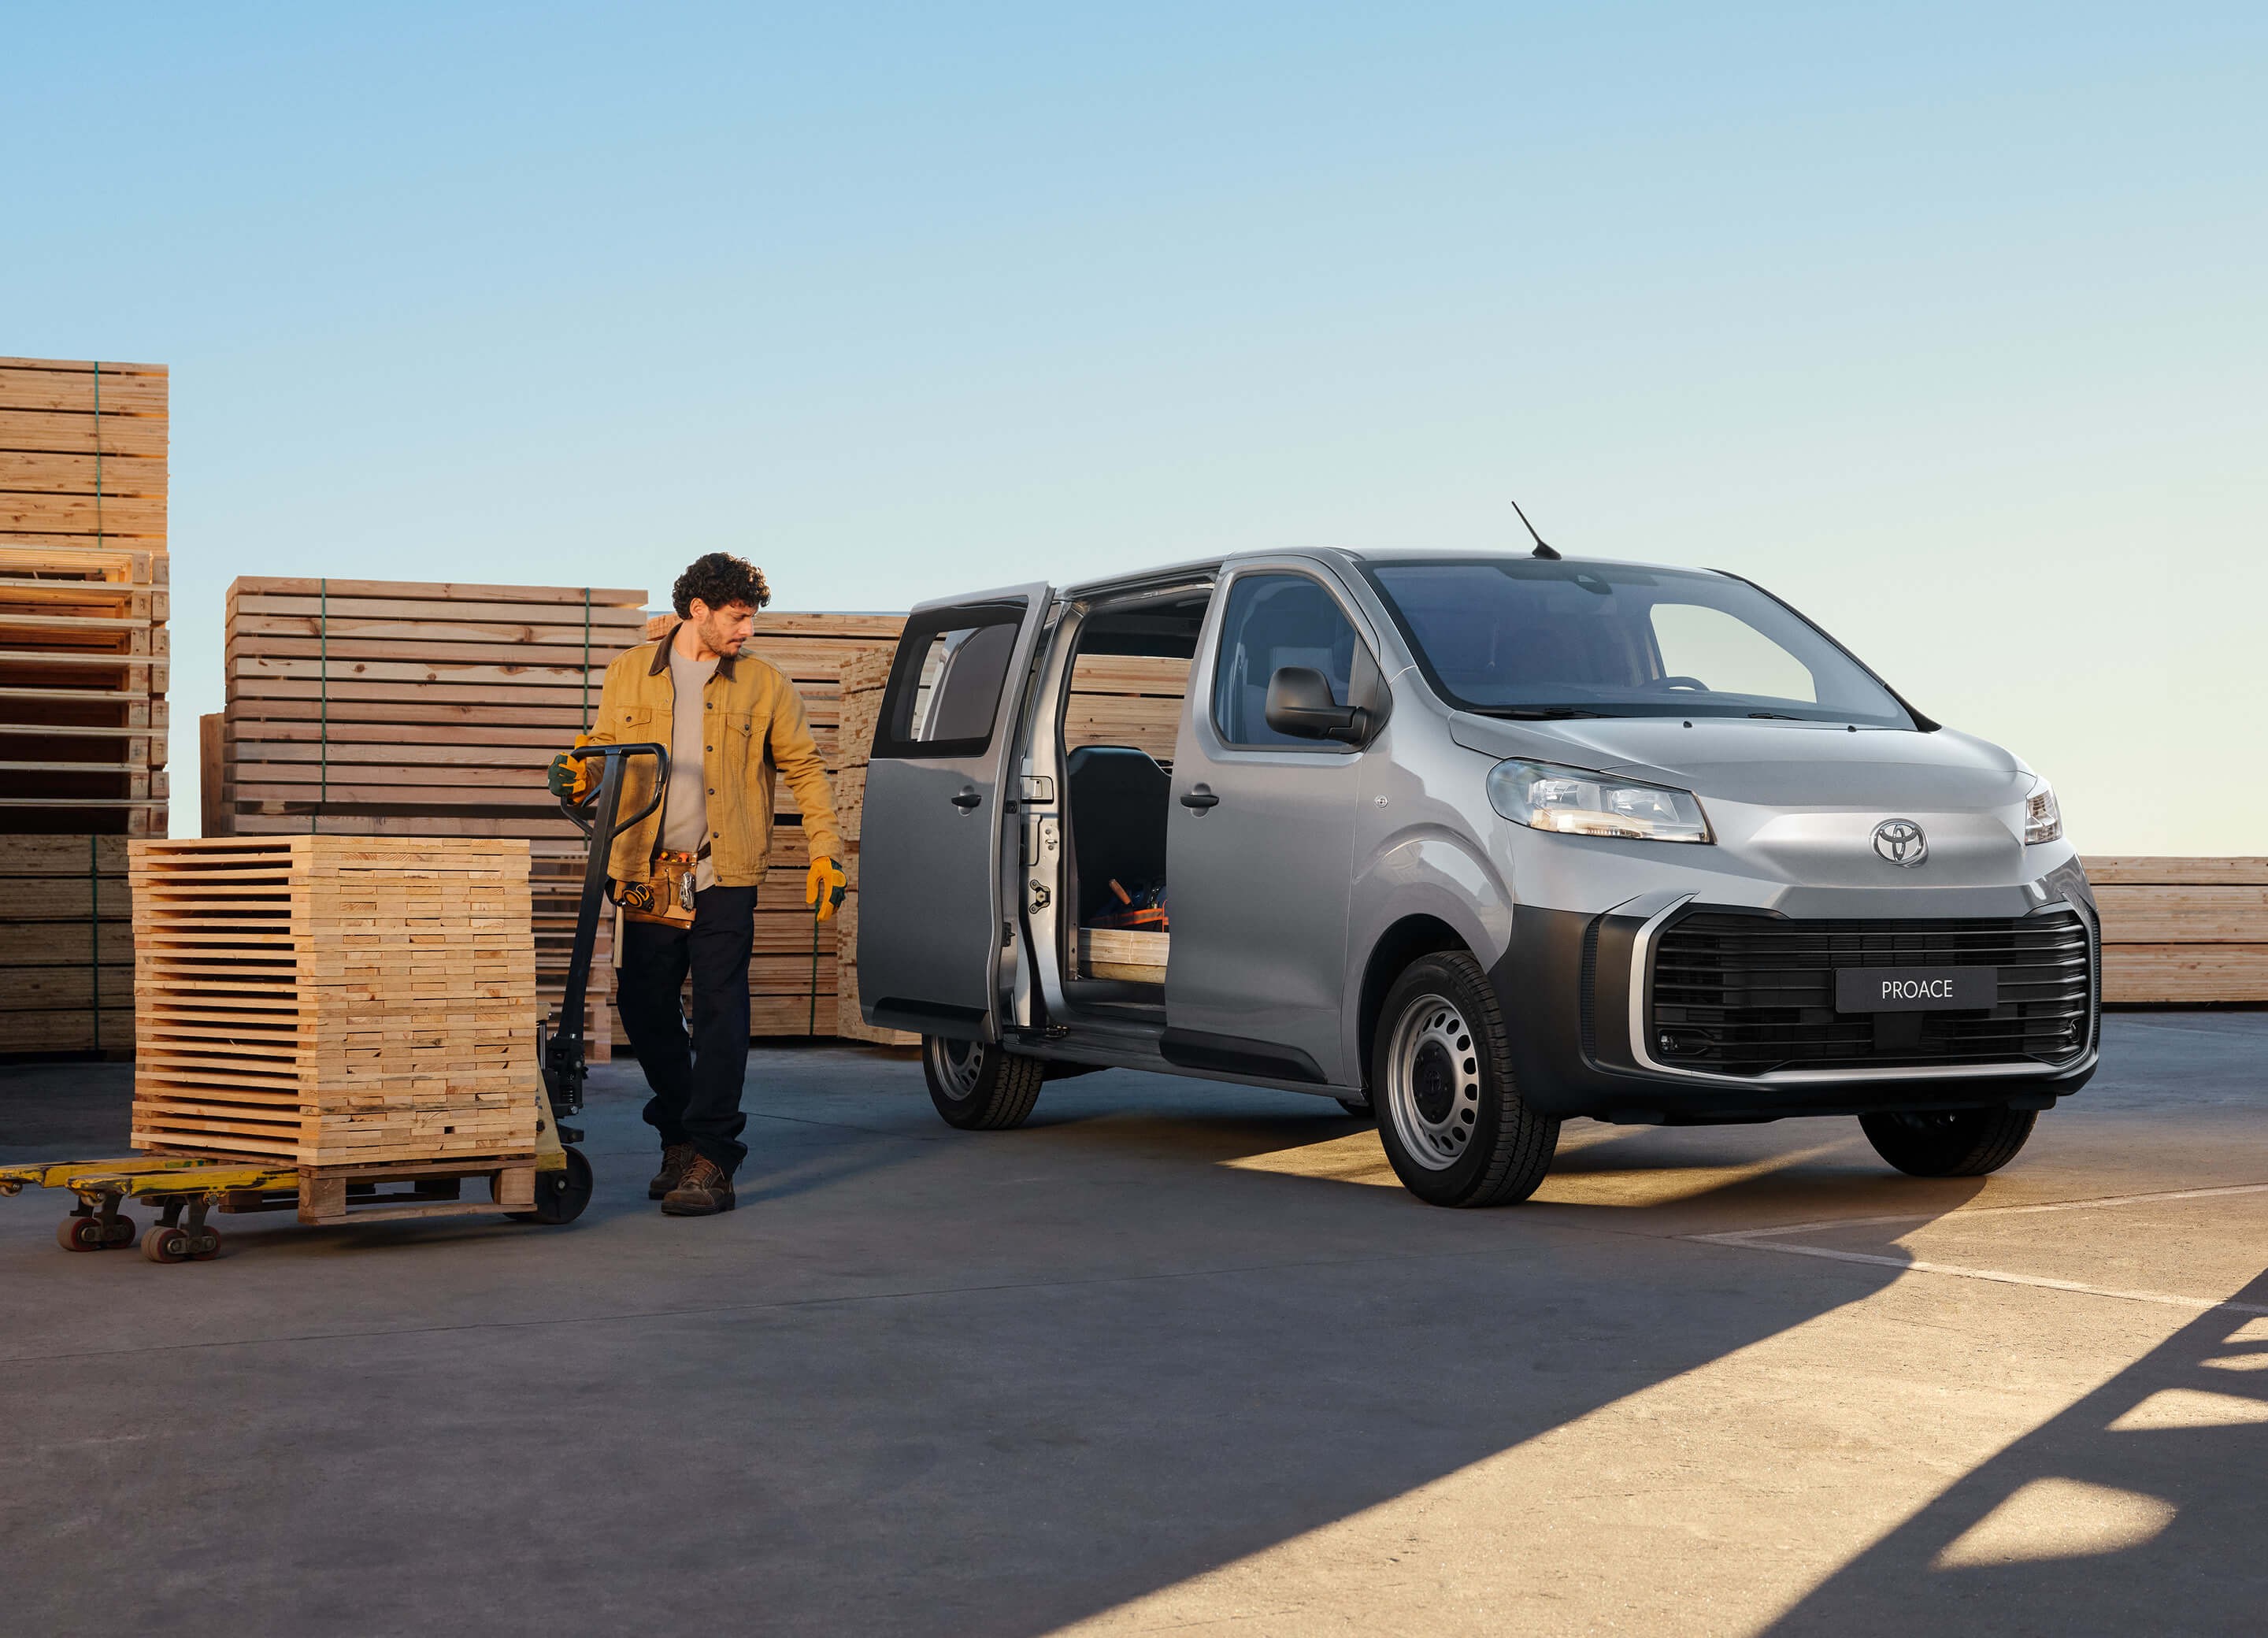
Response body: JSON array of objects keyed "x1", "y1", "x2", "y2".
[{"x1": 1766, "y1": 1268, "x2": 2268, "y2": 1636}]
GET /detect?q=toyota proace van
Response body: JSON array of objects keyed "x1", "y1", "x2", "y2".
[{"x1": 857, "y1": 549, "x2": 2097, "y2": 1207}]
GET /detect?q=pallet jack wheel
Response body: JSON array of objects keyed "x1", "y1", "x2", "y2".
[
  {"x1": 511, "y1": 1146, "x2": 592, "y2": 1226},
  {"x1": 58, "y1": 1216, "x2": 111, "y2": 1253},
  {"x1": 143, "y1": 1225, "x2": 193, "y2": 1263},
  {"x1": 187, "y1": 1228, "x2": 222, "y2": 1260}
]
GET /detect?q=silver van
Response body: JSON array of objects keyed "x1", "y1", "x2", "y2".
[{"x1": 857, "y1": 549, "x2": 2097, "y2": 1206}]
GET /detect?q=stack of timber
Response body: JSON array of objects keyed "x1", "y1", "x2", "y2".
[
  {"x1": 219, "y1": 577, "x2": 650, "y2": 1058},
  {"x1": 128, "y1": 837, "x2": 540, "y2": 1166},
  {"x1": 0, "y1": 358, "x2": 170, "y2": 839},
  {"x1": 0, "y1": 836, "x2": 132, "y2": 1055},
  {"x1": 832, "y1": 647, "x2": 910, "y2": 1043},
  {"x1": 634, "y1": 610, "x2": 904, "y2": 1040},
  {"x1": 0, "y1": 358, "x2": 169, "y2": 1054},
  {"x1": 1064, "y1": 649, "x2": 1188, "y2": 764},
  {"x1": 2085, "y1": 858, "x2": 2268, "y2": 1004}
]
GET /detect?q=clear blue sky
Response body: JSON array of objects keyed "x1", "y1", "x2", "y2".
[{"x1": 9, "y1": 3, "x2": 2263, "y2": 851}]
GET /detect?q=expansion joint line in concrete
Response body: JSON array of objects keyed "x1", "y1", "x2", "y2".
[{"x1": 1684, "y1": 1182, "x2": 2268, "y2": 1317}]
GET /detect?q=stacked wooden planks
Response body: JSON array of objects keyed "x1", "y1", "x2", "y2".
[
  {"x1": 0, "y1": 836, "x2": 132, "y2": 1054},
  {"x1": 832, "y1": 647, "x2": 910, "y2": 1043},
  {"x1": 0, "y1": 358, "x2": 170, "y2": 841},
  {"x1": 129, "y1": 837, "x2": 541, "y2": 1166},
  {"x1": 219, "y1": 577, "x2": 649, "y2": 1058},
  {"x1": 2085, "y1": 858, "x2": 2268, "y2": 1004},
  {"x1": 634, "y1": 610, "x2": 903, "y2": 1040},
  {"x1": 1065, "y1": 650, "x2": 1188, "y2": 763},
  {"x1": 0, "y1": 359, "x2": 169, "y2": 1054}
]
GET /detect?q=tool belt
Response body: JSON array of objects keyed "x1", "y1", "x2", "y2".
[{"x1": 613, "y1": 846, "x2": 706, "y2": 927}]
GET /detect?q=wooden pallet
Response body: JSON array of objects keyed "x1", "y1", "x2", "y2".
[{"x1": 125, "y1": 836, "x2": 542, "y2": 1166}]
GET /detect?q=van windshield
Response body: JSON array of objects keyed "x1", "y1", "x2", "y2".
[{"x1": 1365, "y1": 559, "x2": 1914, "y2": 727}]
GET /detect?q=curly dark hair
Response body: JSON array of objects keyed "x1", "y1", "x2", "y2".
[{"x1": 672, "y1": 552, "x2": 772, "y2": 617}]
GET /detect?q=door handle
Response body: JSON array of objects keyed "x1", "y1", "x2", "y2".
[
  {"x1": 951, "y1": 787, "x2": 983, "y2": 811},
  {"x1": 1179, "y1": 786, "x2": 1220, "y2": 811}
]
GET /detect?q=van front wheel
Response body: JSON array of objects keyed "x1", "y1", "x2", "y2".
[
  {"x1": 923, "y1": 1036, "x2": 1046, "y2": 1131},
  {"x1": 1373, "y1": 952, "x2": 1558, "y2": 1206}
]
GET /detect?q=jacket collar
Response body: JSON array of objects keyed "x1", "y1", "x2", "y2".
[{"x1": 650, "y1": 623, "x2": 739, "y2": 681}]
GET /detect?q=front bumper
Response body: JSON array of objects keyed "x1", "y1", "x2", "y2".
[{"x1": 1489, "y1": 896, "x2": 2100, "y2": 1124}]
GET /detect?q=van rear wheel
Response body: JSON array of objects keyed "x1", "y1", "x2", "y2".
[
  {"x1": 1373, "y1": 951, "x2": 1558, "y2": 1206},
  {"x1": 1860, "y1": 1107, "x2": 2036, "y2": 1177},
  {"x1": 923, "y1": 1036, "x2": 1046, "y2": 1131}
]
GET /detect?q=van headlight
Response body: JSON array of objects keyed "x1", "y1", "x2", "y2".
[
  {"x1": 2024, "y1": 780, "x2": 2062, "y2": 845},
  {"x1": 1487, "y1": 758, "x2": 1713, "y2": 843}
]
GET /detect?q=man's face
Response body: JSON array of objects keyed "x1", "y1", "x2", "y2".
[{"x1": 685, "y1": 598, "x2": 757, "y2": 659}]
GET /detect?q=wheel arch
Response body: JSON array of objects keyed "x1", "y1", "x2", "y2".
[{"x1": 1354, "y1": 914, "x2": 1472, "y2": 1095}]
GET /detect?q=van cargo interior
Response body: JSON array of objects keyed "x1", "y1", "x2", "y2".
[{"x1": 1057, "y1": 595, "x2": 1204, "y2": 1014}]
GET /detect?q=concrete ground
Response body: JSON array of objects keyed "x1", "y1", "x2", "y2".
[{"x1": 1, "y1": 1015, "x2": 2262, "y2": 1637}]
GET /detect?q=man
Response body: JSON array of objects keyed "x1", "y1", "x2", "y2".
[{"x1": 550, "y1": 552, "x2": 848, "y2": 1217}]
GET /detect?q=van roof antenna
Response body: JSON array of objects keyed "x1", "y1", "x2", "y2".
[{"x1": 1510, "y1": 498, "x2": 1561, "y2": 559}]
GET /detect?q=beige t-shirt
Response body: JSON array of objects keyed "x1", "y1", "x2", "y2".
[{"x1": 663, "y1": 646, "x2": 721, "y2": 886}]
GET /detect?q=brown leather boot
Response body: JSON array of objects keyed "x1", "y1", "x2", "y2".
[
  {"x1": 647, "y1": 1142, "x2": 697, "y2": 1200},
  {"x1": 661, "y1": 1154, "x2": 736, "y2": 1216}
]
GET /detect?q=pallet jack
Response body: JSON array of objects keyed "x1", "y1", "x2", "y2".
[{"x1": 0, "y1": 742, "x2": 669, "y2": 1262}]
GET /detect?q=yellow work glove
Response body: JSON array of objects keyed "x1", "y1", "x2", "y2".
[
  {"x1": 546, "y1": 733, "x2": 595, "y2": 802},
  {"x1": 805, "y1": 855, "x2": 848, "y2": 922}
]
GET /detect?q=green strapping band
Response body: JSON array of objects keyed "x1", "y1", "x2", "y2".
[
  {"x1": 90, "y1": 836, "x2": 102, "y2": 1051},
  {"x1": 809, "y1": 899, "x2": 820, "y2": 1035},
  {"x1": 314, "y1": 577, "x2": 329, "y2": 832},
  {"x1": 91, "y1": 363, "x2": 103, "y2": 548}
]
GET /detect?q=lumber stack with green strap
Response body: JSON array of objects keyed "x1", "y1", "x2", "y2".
[
  {"x1": 1, "y1": 357, "x2": 171, "y2": 844},
  {"x1": 220, "y1": 576, "x2": 650, "y2": 1061}
]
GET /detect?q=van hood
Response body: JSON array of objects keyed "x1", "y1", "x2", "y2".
[{"x1": 1446, "y1": 713, "x2": 2029, "y2": 811}]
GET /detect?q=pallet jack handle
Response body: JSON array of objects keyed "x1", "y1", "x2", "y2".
[{"x1": 543, "y1": 742, "x2": 669, "y2": 1136}]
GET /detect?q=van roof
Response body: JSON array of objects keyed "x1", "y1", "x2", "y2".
[{"x1": 1059, "y1": 547, "x2": 1729, "y2": 602}]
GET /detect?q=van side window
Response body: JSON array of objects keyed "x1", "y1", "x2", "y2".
[
  {"x1": 1211, "y1": 574, "x2": 1360, "y2": 749},
  {"x1": 874, "y1": 603, "x2": 1026, "y2": 759}
]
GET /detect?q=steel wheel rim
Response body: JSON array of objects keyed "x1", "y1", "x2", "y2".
[
  {"x1": 1385, "y1": 993, "x2": 1480, "y2": 1170},
  {"x1": 931, "y1": 1037, "x2": 986, "y2": 1102}
]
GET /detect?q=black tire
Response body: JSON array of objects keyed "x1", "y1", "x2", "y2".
[
  {"x1": 1336, "y1": 1098, "x2": 1374, "y2": 1121},
  {"x1": 1371, "y1": 951, "x2": 1558, "y2": 1206},
  {"x1": 1859, "y1": 1107, "x2": 2037, "y2": 1177},
  {"x1": 511, "y1": 1146, "x2": 594, "y2": 1225},
  {"x1": 923, "y1": 1036, "x2": 1045, "y2": 1131}
]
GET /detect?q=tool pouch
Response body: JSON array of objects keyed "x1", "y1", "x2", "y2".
[{"x1": 616, "y1": 850, "x2": 700, "y2": 926}]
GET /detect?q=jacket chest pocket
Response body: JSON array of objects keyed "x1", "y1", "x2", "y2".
[{"x1": 720, "y1": 710, "x2": 760, "y2": 769}]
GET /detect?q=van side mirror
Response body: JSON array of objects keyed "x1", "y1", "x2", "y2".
[{"x1": 1266, "y1": 666, "x2": 1370, "y2": 745}]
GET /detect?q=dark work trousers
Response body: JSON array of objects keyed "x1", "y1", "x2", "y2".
[{"x1": 614, "y1": 884, "x2": 758, "y2": 1173}]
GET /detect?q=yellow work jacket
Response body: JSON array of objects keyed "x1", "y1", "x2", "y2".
[{"x1": 584, "y1": 628, "x2": 844, "y2": 888}]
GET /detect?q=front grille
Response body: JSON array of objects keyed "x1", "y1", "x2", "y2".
[{"x1": 1647, "y1": 909, "x2": 2093, "y2": 1076}]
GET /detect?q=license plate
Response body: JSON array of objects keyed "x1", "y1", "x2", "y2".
[{"x1": 1835, "y1": 966, "x2": 1997, "y2": 1012}]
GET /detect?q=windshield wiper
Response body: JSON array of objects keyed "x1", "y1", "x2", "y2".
[
  {"x1": 1475, "y1": 706, "x2": 1606, "y2": 720},
  {"x1": 1745, "y1": 712, "x2": 1806, "y2": 721}
]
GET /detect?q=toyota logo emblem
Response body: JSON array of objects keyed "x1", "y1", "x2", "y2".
[{"x1": 1873, "y1": 818, "x2": 1928, "y2": 868}]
